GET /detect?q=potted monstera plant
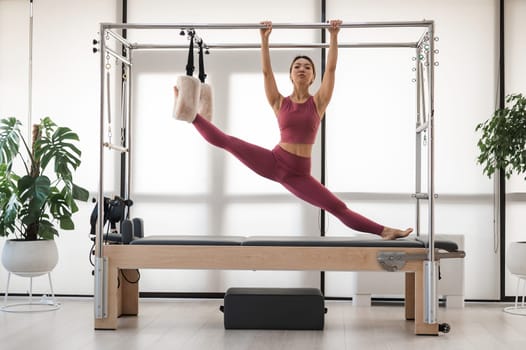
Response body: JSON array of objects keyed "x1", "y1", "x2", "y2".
[
  {"x1": 0, "y1": 117, "x2": 89, "y2": 277},
  {"x1": 476, "y1": 93, "x2": 526, "y2": 280}
]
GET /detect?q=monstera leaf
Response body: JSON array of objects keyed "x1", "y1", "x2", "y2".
[{"x1": 0, "y1": 116, "x2": 88, "y2": 240}]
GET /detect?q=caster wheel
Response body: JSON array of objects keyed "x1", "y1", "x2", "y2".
[{"x1": 439, "y1": 323, "x2": 451, "y2": 333}]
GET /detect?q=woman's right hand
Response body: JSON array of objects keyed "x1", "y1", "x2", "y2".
[
  {"x1": 260, "y1": 21, "x2": 272, "y2": 41},
  {"x1": 327, "y1": 19, "x2": 342, "y2": 35}
]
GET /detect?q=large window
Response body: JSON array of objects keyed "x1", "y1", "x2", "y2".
[
  {"x1": 325, "y1": 0, "x2": 499, "y2": 299},
  {"x1": 0, "y1": 0, "x2": 512, "y2": 298}
]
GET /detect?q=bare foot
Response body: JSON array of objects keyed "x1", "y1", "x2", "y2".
[{"x1": 381, "y1": 227, "x2": 413, "y2": 240}]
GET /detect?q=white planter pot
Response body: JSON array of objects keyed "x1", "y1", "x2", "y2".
[
  {"x1": 507, "y1": 241, "x2": 526, "y2": 277},
  {"x1": 1, "y1": 240, "x2": 59, "y2": 278}
]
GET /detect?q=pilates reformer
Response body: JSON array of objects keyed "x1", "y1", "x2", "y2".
[
  {"x1": 95, "y1": 231, "x2": 464, "y2": 335},
  {"x1": 93, "y1": 20, "x2": 463, "y2": 336}
]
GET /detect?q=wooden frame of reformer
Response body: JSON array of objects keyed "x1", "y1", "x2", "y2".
[
  {"x1": 95, "y1": 244, "x2": 460, "y2": 335},
  {"x1": 95, "y1": 20, "x2": 440, "y2": 334}
]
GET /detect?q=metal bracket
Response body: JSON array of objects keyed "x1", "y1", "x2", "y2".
[
  {"x1": 94, "y1": 256, "x2": 108, "y2": 319},
  {"x1": 376, "y1": 250, "x2": 466, "y2": 272},
  {"x1": 377, "y1": 251, "x2": 428, "y2": 271},
  {"x1": 377, "y1": 252, "x2": 408, "y2": 271}
]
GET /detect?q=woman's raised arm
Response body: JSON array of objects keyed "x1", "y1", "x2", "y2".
[
  {"x1": 314, "y1": 19, "x2": 341, "y2": 117},
  {"x1": 260, "y1": 21, "x2": 283, "y2": 115}
]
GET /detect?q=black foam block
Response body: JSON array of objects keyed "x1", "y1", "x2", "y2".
[{"x1": 221, "y1": 287, "x2": 326, "y2": 330}]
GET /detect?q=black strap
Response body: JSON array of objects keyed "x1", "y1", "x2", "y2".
[
  {"x1": 198, "y1": 39, "x2": 207, "y2": 83},
  {"x1": 185, "y1": 30, "x2": 195, "y2": 76}
]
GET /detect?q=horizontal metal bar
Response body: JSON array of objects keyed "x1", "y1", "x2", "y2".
[
  {"x1": 103, "y1": 142, "x2": 129, "y2": 153},
  {"x1": 506, "y1": 193, "x2": 526, "y2": 201},
  {"x1": 130, "y1": 192, "x2": 493, "y2": 204},
  {"x1": 105, "y1": 47, "x2": 132, "y2": 66},
  {"x1": 438, "y1": 251, "x2": 466, "y2": 259},
  {"x1": 101, "y1": 20, "x2": 434, "y2": 31},
  {"x1": 413, "y1": 193, "x2": 430, "y2": 200},
  {"x1": 105, "y1": 29, "x2": 132, "y2": 48},
  {"x1": 131, "y1": 42, "x2": 418, "y2": 50}
]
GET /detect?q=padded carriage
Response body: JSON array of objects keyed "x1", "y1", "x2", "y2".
[{"x1": 128, "y1": 235, "x2": 459, "y2": 251}]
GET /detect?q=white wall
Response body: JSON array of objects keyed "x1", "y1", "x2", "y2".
[
  {"x1": 504, "y1": 0, "x2": 526, "y2": 296},
  {"x1": 0, "y1": 0, "x2": 119, "y2": 295},
  {"x1": 0, "y1": 0, "x2": 520, "y2": 300}
]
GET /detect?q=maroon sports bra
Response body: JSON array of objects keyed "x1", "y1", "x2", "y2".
[{"x1": 277, "y1": 96, "x2": 321, "y2": 144}]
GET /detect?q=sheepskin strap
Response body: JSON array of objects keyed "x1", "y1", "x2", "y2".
[
  {"x1": 173, "y1": 75, "x2": 201, "y2": 122},
  {"x1": 198, "y1": 83, "x2": 213, "y2": 122}
]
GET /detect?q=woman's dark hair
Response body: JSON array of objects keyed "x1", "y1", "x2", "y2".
[{"x1": 289, "y1": 55, "x2": 316, "y2": 81}]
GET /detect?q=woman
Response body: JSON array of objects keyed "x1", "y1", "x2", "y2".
[{"x1": 176, "y1": 20, "x2": 412, "y2": 240}]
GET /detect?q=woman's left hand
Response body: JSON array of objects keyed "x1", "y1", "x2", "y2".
[
  {"x1": 327, "y1": 19, "x2": 342, "y2": 34},
  {"x1": 260, "y1": 21, "x2": 273, "y2": 41}
]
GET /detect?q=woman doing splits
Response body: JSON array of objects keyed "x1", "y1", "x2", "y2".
[{"x1": 174, "y1": 20, "x2": 413, "y2": 240}]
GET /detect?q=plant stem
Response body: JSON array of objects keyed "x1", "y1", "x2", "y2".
[
  {"x1": 17, "y1": 130, "x2": 35, "y2": 176},
  {"x1": 30, "y1": 124, "x2": 40, "y2": 177}
]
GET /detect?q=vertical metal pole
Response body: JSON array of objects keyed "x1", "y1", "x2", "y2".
[
  {"x1": 47, "y1": 273, "x2": 55, "y2": 300},
  {"x1": 424, "y1": 22, "x2": 438, "y2": 324},
  {"x1": 97, "y1": 26, "x2": 107, "y2": 266},
  {"x1": 498, "y1": 0, "x2": 506, "y2": 301},
  {"x1": 427, "y1": 27, "x2": 436, "y2": 261},
  {"x1": 415, "y1": 48, "x2": 422, "y2": 237},
  {"x1": 319, "y1": 0, "x2": 327, "y2": 296},
  {"x1": 4, "y1": 273, "x2": 11, "y2": 304},
  {"x1": 29, "y1": 277, "x2": 33, "y2": 303},
  {"x1": 27, "y1": 0, "x2": 34, "y2": 137},
  {"x1": 125, "y1": 48, "x2": 132, "y2": 208},
  {"x1": 94, "y1": 24, "x2": 108, "y2": 320},
  {"x1": 320, "y1": 0, "x2": 327, "y2": 237},
  {"x1": 120, "y1": 0, "x2": 129, "y2": 204}
]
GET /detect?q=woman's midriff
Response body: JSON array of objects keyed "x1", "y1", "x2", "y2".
[{"x1": 279, "y1": 142, "x2": 313, "y2": 158}]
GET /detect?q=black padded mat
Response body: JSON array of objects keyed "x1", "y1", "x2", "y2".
[
  {"x1": 129, "y1": 235, "x2": 245, "y2": 246},
  {"x1": 129, "y1": 235, "x2": 459, "y2": 252},
  {"x1": 243, "y1": 236, "x2": 458, "y2": 251}
]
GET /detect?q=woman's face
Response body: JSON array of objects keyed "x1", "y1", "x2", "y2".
[{"x1": 290, "y1": 58, "x2": 315, "y2": 86}]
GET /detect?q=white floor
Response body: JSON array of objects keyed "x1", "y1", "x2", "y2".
[{"x1": 1, "y1": 297, "x2": 526, "y2": 350}]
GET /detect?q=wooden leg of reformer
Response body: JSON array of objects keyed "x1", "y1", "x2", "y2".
[
  {"x1": 414, "y1": 262, "x2": 439, "y2": 335},
  {"x1": 405, "y1": 272, "x2": 415, "y2": 320},
  {"x1": 94, "y1": 262, "x2": 119, "y2": 330},
  {"x1": 119, "y1": 269, "x2": 139, "y2": 316}
]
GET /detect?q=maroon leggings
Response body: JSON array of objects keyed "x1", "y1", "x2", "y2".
[{"x1": 192, "y1": 114, "x2": 384, "y2": 235}]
